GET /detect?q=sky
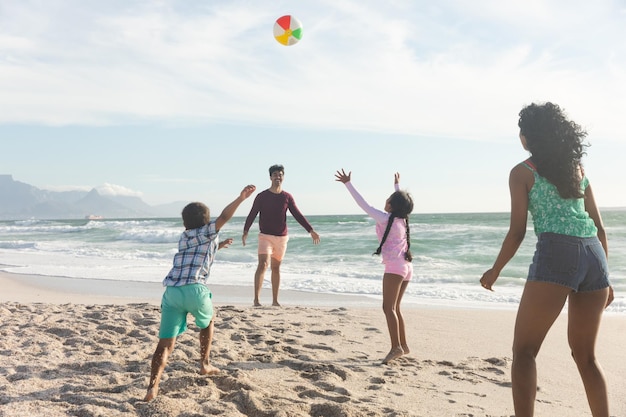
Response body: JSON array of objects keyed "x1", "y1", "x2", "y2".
[{"x1": 1, "y1": 0, "x2": 625, "y2": 215}]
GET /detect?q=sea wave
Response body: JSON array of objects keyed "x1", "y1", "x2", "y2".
[{"x1": 1, "y1": 213, "x2": 624, "y2": 313}]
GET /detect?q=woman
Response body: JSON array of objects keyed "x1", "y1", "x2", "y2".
[{"x1": 480, "y1": 102, "x2": 613, "y2": 416}]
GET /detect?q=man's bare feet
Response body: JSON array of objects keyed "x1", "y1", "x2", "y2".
[
  {"x1": 382, "y1": 346, "x2": 404, "y2": 364},
  {"x1": 272, "y1": 301, "x2": 281, "y2": 307},
  {"x1": 254, "y1": 301, "x2": 262, "y2": 307},
  {"x1": 200, "y1": 363, "x2": 220, "y2": 376},
  {"x1": 401, "y1": 344, "x2": 410, "y2": 355}
]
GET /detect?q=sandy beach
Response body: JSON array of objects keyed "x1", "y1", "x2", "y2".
[{"x1": 0, "y1": 271, "x2": 624, "y2": 417}]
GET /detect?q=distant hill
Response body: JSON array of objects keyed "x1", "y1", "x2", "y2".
[{"x1": 0, "y1": 175, "x2": 183, "y2": 220}]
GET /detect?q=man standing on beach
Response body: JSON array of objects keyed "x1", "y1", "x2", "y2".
[{"x1": 242, "y1": 164, "x2": 320, "y2": 307}]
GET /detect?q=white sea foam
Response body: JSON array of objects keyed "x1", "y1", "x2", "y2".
[{"x1": 0, "y1": 213, "x2": 624, "y2": 313}]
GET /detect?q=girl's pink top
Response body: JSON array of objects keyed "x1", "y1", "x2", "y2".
[{"x1": 344, "y1": 181, "x2": 408, "y2": 264}]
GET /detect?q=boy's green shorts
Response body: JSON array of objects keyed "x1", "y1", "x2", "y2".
[{"x1": 159, "y1": 283, "x2": 213, "y2": 339}]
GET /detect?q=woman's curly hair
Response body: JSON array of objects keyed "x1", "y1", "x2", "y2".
[{"x1": 518, "y1": 102, "x2": 589, "y2": 199}]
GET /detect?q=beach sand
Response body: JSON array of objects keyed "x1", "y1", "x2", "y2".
[{"x1": 0, "y1": 271, "x2": 624, "y2": 417}]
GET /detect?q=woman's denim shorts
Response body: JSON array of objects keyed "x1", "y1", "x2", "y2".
[{"x1": 528, "y1": 232, "x2": 610, "y2": 292}]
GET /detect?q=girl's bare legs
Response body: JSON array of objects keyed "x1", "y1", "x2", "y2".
[
  {"x1": 396, "y1": 280, "x2": 410, "y2": 354},
  {"x1": 199, "y1": 320, "x2": 220, "y2": 375},
  {"x1": 382, "y1": 273, "x2": 405, "y2": 364},
  {"x1": 511, "y1": 281, "x2": 570, "y2": 416},
  {"x1": 568, "y1": 288, "x2": 610, "y2": 417},
  {"x1": 144, "y1": 338, "x2": 176, "y2": 401}
]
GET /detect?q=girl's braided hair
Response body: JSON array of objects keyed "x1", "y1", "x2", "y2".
[{"x1": 373, "y1": 190, "x2": 414, "y2": 262}]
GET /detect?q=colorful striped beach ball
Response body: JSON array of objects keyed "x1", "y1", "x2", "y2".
[{"x1": 273, "y1": 15, "x2": 303, "y2": 46}]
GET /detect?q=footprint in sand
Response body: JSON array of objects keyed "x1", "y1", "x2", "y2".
[
  {"x1": 302, "y1": 344, "x2": 337, "y2": 353},
  {"x1": 297, "y1": 388, "x2": 351, "y2": 403},
  {"x1": 308, "y1": 329, "x2": 342, "y2": 336}
]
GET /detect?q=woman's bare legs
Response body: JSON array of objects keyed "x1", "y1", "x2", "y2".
[
  {"x1": 511, "y1": 281, "x2": 570, "y2": 416},
  {"x1": 568, "y1": 288, "x2": 610, "y2": 417}
]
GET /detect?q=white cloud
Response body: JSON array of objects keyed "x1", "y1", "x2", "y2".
[
  {"x1": 40, "y1": 183, "x2": 142, "y2": 198},
  {"x1": 95, "y1": 183, "x2": 143, "y2": 198},
  {"x1": 0, "y1": 0, "x2": 624, "y2": 141}
]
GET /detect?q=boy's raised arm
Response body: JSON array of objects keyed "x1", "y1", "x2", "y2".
[{"x1": 215, "y1": 185, "x2": 256, "y2": 231}]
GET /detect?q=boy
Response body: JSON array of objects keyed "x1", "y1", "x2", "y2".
[{"x1": 144, "y1": 184, "x2": 256, "y2": 401}]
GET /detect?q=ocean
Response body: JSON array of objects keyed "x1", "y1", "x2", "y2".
[{"x1": 0, "y1": 211, "x2": 624, "y2": 313}]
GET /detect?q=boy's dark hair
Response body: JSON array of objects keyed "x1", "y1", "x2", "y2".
[
  {"x1": 374, "y1": 190, "x2": 414, "y2": 262},
  {"x1": 182, "y1": 202, "x2": 210, "y2": 230},
  {"x1": 269, "y1": 164, "x2": 285, "y2": 176}
]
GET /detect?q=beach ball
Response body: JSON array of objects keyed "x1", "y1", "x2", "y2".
[{"x1": 273, "y1": 15, "x2": 302, "y2": 46}]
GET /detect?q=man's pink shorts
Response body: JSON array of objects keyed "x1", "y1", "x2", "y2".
[{"x1": 258, "y1": 233, "x2": 289, "y2": 261}]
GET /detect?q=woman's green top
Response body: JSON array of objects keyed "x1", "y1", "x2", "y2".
[{"x1": 523, "y1": 160, "x2": 597, "y2": 238}]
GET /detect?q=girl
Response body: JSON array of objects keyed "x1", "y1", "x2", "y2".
[
  {"x1": 480, "y1": 102, "x2": 613, "y2": 416},
  {"x1": 335, "y1": 169, "x2": 414, "y2": 364}
]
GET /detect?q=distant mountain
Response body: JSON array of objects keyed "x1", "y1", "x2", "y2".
[
  {"x1": 0, "y1": 175, "x2": 180, "y2": 220},
  {"x1": 151, "y1": 201, "x2": 187, "y2": 217}
]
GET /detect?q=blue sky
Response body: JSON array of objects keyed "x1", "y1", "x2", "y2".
[{"x1": 1, "y1": 0, "x2": 625, "y2": 215}]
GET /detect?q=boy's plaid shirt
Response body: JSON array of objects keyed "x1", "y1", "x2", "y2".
[{"x1": 162, "y1": 222, "x2": 219, "y2": 286}]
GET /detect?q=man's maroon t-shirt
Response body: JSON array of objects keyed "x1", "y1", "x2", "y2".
[{"x1": 243, "y1": 190, "x2": 312, "y2": 236}]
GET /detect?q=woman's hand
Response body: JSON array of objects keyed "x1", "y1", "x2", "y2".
[
  {"x1": 606, "y1": 285, "x2": 615, "y2": 308},
  {"x1": 479, "y1": 268, "x2": 498, "y2": 291}
]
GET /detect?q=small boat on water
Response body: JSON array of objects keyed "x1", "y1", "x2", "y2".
[{"x1": 85, "y1": 215, "x2": 104, "y2": 220}]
